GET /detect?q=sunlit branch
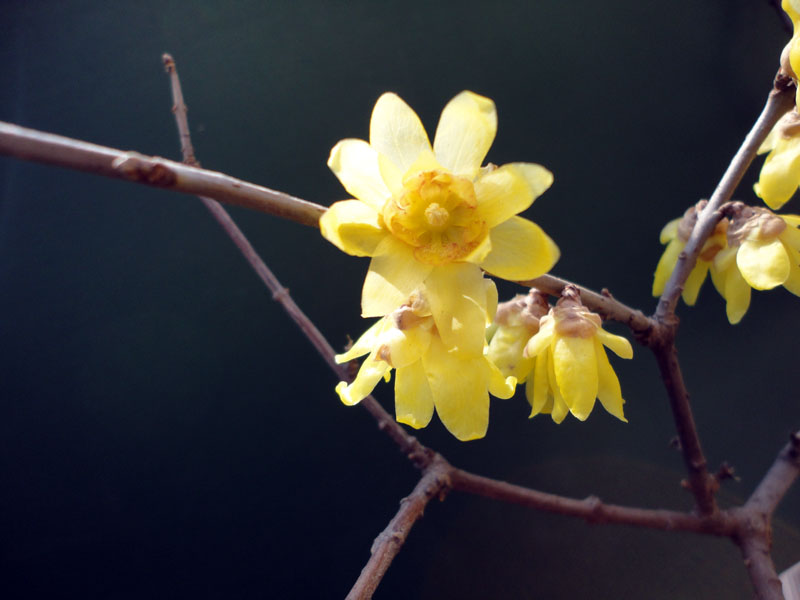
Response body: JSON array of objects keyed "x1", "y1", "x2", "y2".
[
  {"x1": 346, "y1": 458, "x2": 451, "y2": 600},
  {"x1": 0, "y1": 120, "x2": 326, "y2": 228}
]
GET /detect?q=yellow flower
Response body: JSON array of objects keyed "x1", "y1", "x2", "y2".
[
  {"x1": 754, "y1": 109, "x2": 800, "y2": 210},
  {"x1": 486, "y1": 289, "x2": 549, "y2": 383},
  {"x1": 652, "y1": 201, "x2": 729, "y2": 305},
  {"x1": 320, "y1": 91, "x2": 559, "y2": 357},
  {"x1": 783, "y1": 0, "x2": 800, "y2": 105},
  {"x1": 711, "y1": 204, "x2": 800, "y2": 324},
  {"x1": 335, "y1": 287, "x2": 516, "y2": 441},
  {"x1": 522, "y1": 286, "x2": 632, "y2": 424}
]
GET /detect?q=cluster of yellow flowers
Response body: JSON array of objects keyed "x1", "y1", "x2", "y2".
[
  {"x1": 321, "y1": 92, "x2": 632, "y2": 440},
  {"x1": 652, "y1": 0, "x2": 800, "y2": 324}
]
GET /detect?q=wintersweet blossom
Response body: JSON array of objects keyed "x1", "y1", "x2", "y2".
[
  {"x1": 320, "y1": 91, "x2": 559, "y2": 356},
  {"x1": 711, "y1": 204, "x2": 800, "y2": 324},
  {"x1": 754, "y1": 109, "x2": 800, "y2": 210},
  {"x1": 335, "y1": 287, "x2": 515, "y2": 441},
  {"x1": 783, "y1": 0, "x2": 800, "y2": 105},
  {"x1": 487, "y1": 289, "x2": 549, "y2": 383},
  {"x1": 522, "y1": 287, "x2": 632, "y2": 424},
  {"x1": 652, "y1": 201, "x2": 729, "y2": 305}
]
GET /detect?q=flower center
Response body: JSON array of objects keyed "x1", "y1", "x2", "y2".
[{"x1": 381, "y1": 170, "x2": 488, "y2": 265}]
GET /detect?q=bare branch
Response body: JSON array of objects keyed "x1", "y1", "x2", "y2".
[
  {"x1": 450, "y1": 469, "x2": 735, "y2": 536},
  {"x1": 346, "y1": 458, "x2": 452, "y2": 600},
  {"x1": 746, "y1": 431, "x2": 800, "y2": 516},
  {"x1": 0, "y1": 120, "x2": 326, "y2": 227}
]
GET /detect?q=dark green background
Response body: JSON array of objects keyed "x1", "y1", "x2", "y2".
[{"x1": 1, "y1": 1, "x2": 799, "y2": 598}]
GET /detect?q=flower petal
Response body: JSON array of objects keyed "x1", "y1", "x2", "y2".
[
  {"x1": 754, "y1": 136, "x2": 800, "y2": 210},
  {"x1": 659, "y1": 218, "x2": 681, "y2": 244},
  {"x1": 473, "y1": 164, "x2": 547, "y2": 229},
  {"x1": 327, "y1": 139, "x2": 392, "y2": 211},
  {"x1": 737, "y1": 239, "x2": 790, "y2": 290},
  {"x1": 682, "y1": 260, "x2": 710, "y2": 306},
  {"x1": 594, "y1": 338, "x2": 627, "y2": 422},
  {"x1": 424, "y1": 263, "x2": 489, "y2": 356},
  {"x1": 486, "y1": 356, "x2": 517, "y2": 399},
  {"x1": 553, "y1": 336, "x2": 598, "y2": 421},
  {"x1": 546, "y1": 352, "x2": 570, "y2": 424},
  {"x1": 596, "y1": 329, "x2": 633, "y2": 359},
  {"x1": 335, "y1": 317, "x2": 388, "y2": 363},
  {"x1": 320, "y1": 200, "x2": 388, "y2": 257},
  {"x1": 370, "y1": 93, "x2": 432, "y2": 173},
  {"x1": 335, "y1": 352, "x2": 391, "y2": 406},
  {"x1": 477, "y1": 216, "x2": 560, "y2": 281},
  {"x1": 527, "y1": 352, "x2": 551, "y2": 417},
  {"x1": 433, "y1": 91, "x2": 497, "y2": 178},
  {"x1": 423, "y1": 337, "x2": 490, "y2": 441},
  {"x1": 652, "y1": 238, "x2": 683, "y2": 297},
  {"x1": 723, "y1": 266, "x2": 751, "y2": 325},
  {"x1": 394, "y1": 359, "x2": 435, "y2": 429},
  {"x1": 524, "y1": 316, "x2": 555, "y2": 358},
  {"x1": 361, "y1": 237, "x2": 433, "y2": 317},
  {"x1": 380, "y1": 321, "x2": 433, "y2": 368}
]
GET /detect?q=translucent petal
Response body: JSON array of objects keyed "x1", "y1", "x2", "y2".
[
  {"x1": 553, "y1": 336, "x2": 598, "y2": 421},
  {"x1": 753, "y1": 136, "x2": 800, "y2": 210},
  {"x1": 723, "y1": 267, "x2": 751, "y2": 325},
  {"x1": 320, "y1": 200, "x2": 387, "y2": 257},
  {"x1": 361, "y1": 237, "x2": 433, "y2": 317},
  {"x1": 422, "y1": 337, "x2": 490, "y2": 441},
  {"x1": 524, "y1": 317, "x2": 554, "y2": 358},
  {"x1": 487, "y1": 324, "x2": 535, "y2": 381},
  {"x1": 781, "y1": 243, "x2": 800, "y2": 296},
  {"x1": 652, "y1": 238, "x2": 683, "y2": 297},
  {"x1": 779, "y1": 217, "x2": 800, "y2": 250},
  {"x1": 546, "y1": 354, "x2": 570, "y2": 424},
  {"x1": 381, "y1": 322, "x2": 433, "y2": 368},
  {"x1": 433, "y1": 91, "x2": 497, "y2": 178},
  {"x1": 424, "y1": 263, "x2": 489, "y2": 357},
  {"x1": 682, "y1": 260, "x2": 710, "y2": 306},
  {"x1": 335, "y1": 353, "x2": 391, "y2": 406},
  {"x1": 508, "y1": 162, "x2": 554, "y2": 200},
  {"x1": 370, "y1": 93, "x2": 432, "y2": 173},
  {"x1": 335, "y1": 317, "x2": 389, "y2": 363},
  {"x1": 473, "y1": 164, "x2": 537, "y2": 229},
  {"x1": 527, "y1": 352, "x2": 551, "y2": 416},
  {"x1": 596, "y1": 329, "x2": 633, "y2": 359},
  {"x1": 779, "y1": 214, "x2": 800, "y2": 229},
  {"x1": 659, "y1": 218, "x2": 681, "y2": 244},
  {"x1": 594, "y1": 338, "x2": 627, "y2": 422},
  {"x1": 327, "y1": 139, "x2": 392, "y2": 211},
  {"x1": 478, "y1": 217, "x2": 560, "y2": 281},
  {"x1": 737, "y1": 239, "x2": 790, "y2": 290},
  {"x1": 394, "y1": 359, "x2": 435, "y2": 429},
  {"x1": 485, "y1": 279, "x2": 498, "y2": 325},
  {"x1": 486, "y1": 356, "x2": 516, "y2": 399}
]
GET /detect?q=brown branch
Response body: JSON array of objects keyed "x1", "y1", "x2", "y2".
[
  {"x1": 346, "y1": 458, "x2": 452, "y2": 600},
  {"x1": 746, "y1": 431, "x2": 800, "y2": 516},
  {"x1": 521, "y1": 273, "x2": 654, "y2": 337},
  {"x1": 450, "y1": 468, "x2": 736, "y2": 536},
  {"x1": 0, "y1": 120, "x2": 325, "y2": 228},
  {"x1": 737, "y1": 526, "x2": 785, "y2": 600}
]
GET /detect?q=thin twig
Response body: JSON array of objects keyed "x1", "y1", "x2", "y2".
[
  {"x1": 346, "y1": 458, "x2": 452, "y2": 600},
  {"x1": 746, "y1": 431, "x2": 800, "y2": 516},
  {"x1": 0, "y1": 120, "x2": 325, "y2": 227}
]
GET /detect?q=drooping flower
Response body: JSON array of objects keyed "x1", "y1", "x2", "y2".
[
  {"x1": 652, "y1": 200, "x2": 729, "y2": 305},
  {"x1": 710, "y1": 203, "x2": 800, "y2": 324},
  {"x1": 486, "y1": 288, "x2": 549, "y2": 383},
  {"x1": 320, "y1": 91, "x2": 559, "y2": 357},
  {"x1": 754, "y1": 109, "x2": 800, "y2": 210},
  {"x1": 335, "y1": 286, "x2": 516, "y2": 441},
  {"x1": 522, "y1": 286, "x2": 632, "y2": 424},
  {"x1": 782, "y1": 0, "x2": 800, "y2": 106}
]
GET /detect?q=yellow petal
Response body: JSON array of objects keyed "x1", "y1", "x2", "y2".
[
  {"x1": 682, "y1": 261, "x2": 710, "y2": 306},
  {"x1": 485, "y1": 279, "x2": 498, "y2": 325},
  {"x1": 335, "y1": 317, "x2": 389, "y2": 363},
  {"x1": 594, "y1": 338, "x2": 627, "y2": 422},
  {"x1": 524, "y1": 316, "x2": 555, "y2": 358},
  {"x1": 553, "y1": 336, "x2": 598, "y2": 421},
  {"x1": 422, "y1": 337, "x2": 490, "y2": 441},
  {"x1": 473, "y1": 164, "x2": 541, "y2": 229},
  {"x1": 433, "y1": 91, "x2": 497, "y2": 178},
  {"x1": 508, "y1": 162, "x2": 555, "y2": 200},
  {"x1": 527, "y1": 352, "x2": 551, "y2": 416},
  {"x1": 320, "y1": 200, "x2": 388, "y2": 257},
  {"x1": 723, "y1": 266, "x2": 751, "y2": 325},
  {"x1": 659, "y1": 218, "x2": 681, "y2": 244},
  {"x1": 754, "y1": 136, "x2": 800, "y2": 210},
  {"x1": 327, "y1": 139, "x2": 392, "y2": 211},
  {"x1": 486, "y1": 355, "x2": 517, "y2": 399},
  {"x1": 335, "y1": 352, "x2": 391, "y2": 406},
  {"x1": 783, "y1": 247, "x2": 800, "y2": 296},
  {"x1": 736, "y1": 239, "x2": 790, "y2": 290},
  {"x1": 394, "y1": 359, "x2": 435, "y2": 429},
  {"x1": 370, "y1": 93, "x2": 432, "y2": 173},
  {"x1": 380, "y1": 321, "x2": 433, "y2": 368},
  {"x1": 546, "y1": 353, "x2": 570, "y2": 424},
  {"x1": 779, "y1": 216, "x2": 800, "y2": 250},
  {"x1": 424, "y1": 263, "x2": 489, "y2": 357},
  {"x1": 652, "y1": 238, "x2": 683, "y2": 297},
  {"x1": 487, "y1": 324, "x2": 535, "y2": 381},
  {"x1": 361, "y1": 237, "x2": 433, "y2": 317},
  {"x1": 596, "y1": 328, "x2": 633, "y2": 359},
  {"x1": 477, "y1": 216, "x2": 560, "y2": 281}
]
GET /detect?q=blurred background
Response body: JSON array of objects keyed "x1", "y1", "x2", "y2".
[{"x1": 1, "y1": 1, "x2": 799, "y2": 598}]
